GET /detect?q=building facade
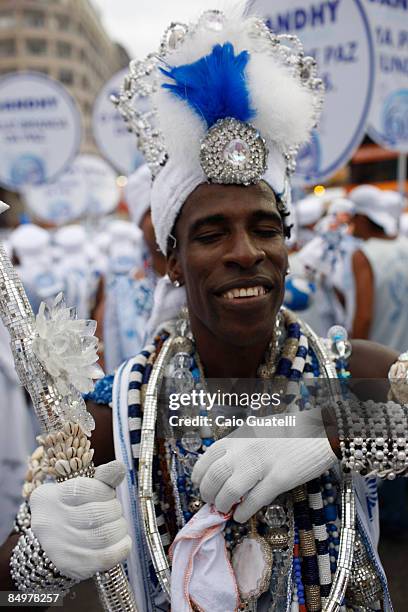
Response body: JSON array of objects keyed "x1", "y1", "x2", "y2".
[{"x1": 0, "y1": 0, "x2": 129, "y2": 154}]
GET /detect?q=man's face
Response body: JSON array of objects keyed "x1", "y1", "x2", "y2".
[{"x1": 168, "y1": 182, "x2": 288, "y2": 347}]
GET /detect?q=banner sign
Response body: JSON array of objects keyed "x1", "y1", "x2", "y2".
[
  {"x1": 92, "y1": 69, "x2": 144, "y2": 175},
  {"x1": 23, "y1": 163, "x2": 88, "y2": 226},
  {"x1": 0, "y1": 72, "x2": 81, "y2": 190},
  {"x1": 364, "y1": 0, "x2": 408, "y2": 152},
  {"x1": 73, "y1": 154, "x2": 119, "y2": 217},
  {"x1": 246, "y1": 0, "x2": 375, "y2": 185}
]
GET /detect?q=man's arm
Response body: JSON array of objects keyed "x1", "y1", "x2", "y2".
[
  {"x1": 0, "y1": 400, "x2": 114, "y2": 591},
  {"x1": 349, "y1": 339, "x2": 398, "y2": 378},
  {"x1": 351, "y1": 249, "x2": 374, "y2": 339}
]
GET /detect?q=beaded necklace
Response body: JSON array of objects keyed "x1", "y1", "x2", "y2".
[{"x1": 132, "y1": 309, "x2": 355, "y2": 612}]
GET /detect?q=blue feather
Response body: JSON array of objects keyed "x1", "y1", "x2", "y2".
[{"x1": 160, "y1": 42, "x2": 255, "y2": 127}]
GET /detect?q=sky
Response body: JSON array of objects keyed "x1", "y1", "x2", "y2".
[{"x1": 91, "y1": 0, "x2": 241, "y2": 59}]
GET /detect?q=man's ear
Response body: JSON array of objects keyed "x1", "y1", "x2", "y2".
[{"x1": 167, "y1": 248, "x2": 184, "y2": 285}]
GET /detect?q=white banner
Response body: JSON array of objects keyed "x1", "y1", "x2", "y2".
[
  {"x1": 92, "y1": 69, "x2": 144, "y2": 175},
  {"x1": 364, "y1": 0, "x2": 408, "y2": 152},
  {"x1": 73, "y1": 154, "x2": 119, "y2": 217},
  {"x1": 23, "y1": 163, "x2": 88, "y2": 226},
  {"x1": 0, "y1": 72, "x2": 81, "y2": 190},
  {"x1": 246, "y1": 0, "x2": 375, "y2": 185}
]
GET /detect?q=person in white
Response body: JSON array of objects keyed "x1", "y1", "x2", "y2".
[
  {"x1": 349, "y1": 185, "x2": 408, "y2": 351},
  {"x1": 102, "y1": 219, "x2": 146, "y2": 373},
  {"x1": 10, "y1": 224, "x2": 62, "y2": 312},
  {"x1": 54, "y1": 224, "x2": 97, "y2": 320}
]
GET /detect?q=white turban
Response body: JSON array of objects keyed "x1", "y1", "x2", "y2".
[
  {"x1": 148, "y1": 16, "x2": 321, "y2": 254},
  {"x1": 295, "y1": 196, "x2": 325, "y2": 228},
  {"x1": 350, "y1": 185, "x2": 398, "y2": 236},
  {"x1": 328, "y1": 197, "x2": 355, "y2": 216},
  {"x1": 10, "y1": 224, "x2": 50, "y2": 261},
  {"x1": 54, "y1": 224, "x2": 87, "y2": 252},
  {"x1": 125, "y1": 164, "x2": 152, "y2": 227}
]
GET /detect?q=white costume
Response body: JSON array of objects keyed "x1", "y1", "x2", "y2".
[
  {"x1": 350, "y1": 186, "x2": 408, "y2": 351},
  {"x1": 10, "y1": 224, "x2": 61, "y2": 312},
  {"x1": 54, "y1": 225, "x2": 97, "y2": 319},
  {"x1": 103, "y1": 220, "x2": 159, "y2": 374}
]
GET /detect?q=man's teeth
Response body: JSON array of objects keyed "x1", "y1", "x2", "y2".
[{"x1": 222, "y1": 286, "x2": 268, "y2": 299}]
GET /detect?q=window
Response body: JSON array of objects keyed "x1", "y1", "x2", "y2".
[
  {"x1": 0, "y1": 39, "x2": 16, "y2": 57},
  {"x1": 56, "y1": 41, "x2": 72, "y2": 58},
  {"x1": 59, "y1": 69, "x2": 73, "y2": 85},
  {"x1": 0, "y1": 12, "x2": 16, "y2": 29},
  {"x1": 28, "y1": 66, "x2": 48, "y2": 75},
  {"x1": 55, "y1": 14, "x2": 70, "y2": 31},
  {"x1": 26, "y1": 38, "x2": 47, "y2": 55},
  {"x1": 23, "y1": 10, "x2": 45, "y2": 28}
]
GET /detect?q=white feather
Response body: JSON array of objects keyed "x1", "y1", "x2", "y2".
[
  {"x1": 247, "y1": 53, "x2": 316, "y2": 151},
  {"x1": 154, "y1": 87, "x2": 205, "y2": 164},
  {"x1": 155, "y1": 13, "x2": 317, "y2": 160}
]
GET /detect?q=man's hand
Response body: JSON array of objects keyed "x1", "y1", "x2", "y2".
[
  {"x1": 192, "y1": 415, "x2": 337, "y2": 523},
  {"x1": 30, "y1": 461, "x2": 131, "y2": 581}
]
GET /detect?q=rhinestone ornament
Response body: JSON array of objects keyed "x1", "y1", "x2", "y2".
[
  {"x1": 198, "y1": 10, "x2": 225, "y2": 32},
  {"x1": 200, "y1": 118, "x2": 268, "y2": 185}
]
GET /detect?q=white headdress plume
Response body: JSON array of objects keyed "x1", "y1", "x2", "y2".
[{"x1": 114, "y1": 9, "x2": 324, "y2": 253}]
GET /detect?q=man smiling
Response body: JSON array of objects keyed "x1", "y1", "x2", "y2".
[
  {"x1": 167, "y1": 183, "x2": 288, "y2": 377},
  {"x1": 1, "y1": 9, "x2": 407, "y2": 612}
]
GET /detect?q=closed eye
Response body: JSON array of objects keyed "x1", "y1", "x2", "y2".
[
  {"x1": 194, "y1": 231, "x2": 225, "y2": 243},
  {"x1": 254, "y1": 227, "x2": 283, "y2": 237}
]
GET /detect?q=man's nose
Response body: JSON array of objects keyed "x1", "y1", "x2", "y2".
[{"x1": 222, "y1": 231, "x2": 265, "y2": 269}]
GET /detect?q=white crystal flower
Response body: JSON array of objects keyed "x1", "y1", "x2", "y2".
[{"x1": 32, "y1": 293, "x2": 104, "y2": 396}]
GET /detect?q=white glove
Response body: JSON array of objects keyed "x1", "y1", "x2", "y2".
[
  {"x1": 192, "y1": 410, "x2": 337, "y2": 523},
  {"x1": 30, "y1": 460, "x2": 132, "y2": 581}
]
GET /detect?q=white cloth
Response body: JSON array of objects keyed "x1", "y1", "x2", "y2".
[
  {"x1": 146, "y1": 275, "x2": 187, "y2": 338},
  {"x1": 289, "y1": 251, "x2": 337, "y2": 337},
  {"x1": 54, "y1": 224, "x2": 87, "y2": 251},
  {"x1": 400, "y1": 212, "x2": 408, "y2": 237},
  {"x1": 55, "y1": 225, "x2": 96, "y2": 319},
  {"x1": 350, "y1": 185, "x2": 398, "y2": 236},
  {"x1": 328, "y1": 197, "x2": 355, "y2": 216},
  {"x1": 30, "y1": 461, "x2": 132, "y2": 581},
  {"x1": 10, "y1": 225, "x2": 61, "y2": 313},
  {"x1": 381, "y1": 190, "x2": 404, "y2": 219},
  {"x1": 361, "y1": 236, "x2": 408, "y2": 352},
  {"x1": 295, "y1": 195, "x2": 325, "y2": 227},
  {"x1": 113, "y1": 355, "x2": 169, "y2": 612},
  {"x1": 104, "y1": 246, "x2": 157, "y2": 374},
  {"x1": 125, "y1": 165, "x2": 152, "y2": 227},
  {"x1": 9, "y1": 224, "x2": 49, "y2": 261},
  {"x1": 170, "y1": 503, "x2": 239, "y2": 612},
  {"x1": 108, "y1": 220, "x2": 143, "y2": 245}
]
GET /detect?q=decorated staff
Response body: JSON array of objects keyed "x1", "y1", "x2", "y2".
[{"x1": 0, "y1": 202, "x2": 138, "y2": 611}]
